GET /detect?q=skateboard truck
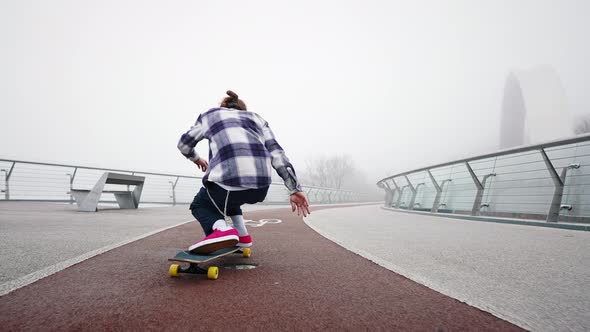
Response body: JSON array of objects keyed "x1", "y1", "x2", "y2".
[{"x1": 168, "y1": 247, "x2": 251, "y2": 280}]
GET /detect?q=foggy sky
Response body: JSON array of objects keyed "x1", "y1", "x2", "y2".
[{"x1": 1, "y1": 0, "x2": 589, "y2": 183}]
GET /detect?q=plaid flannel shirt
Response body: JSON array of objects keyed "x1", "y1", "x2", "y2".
[{"x1": 177, "y1": 107, "x2": 302, "y2": 194}]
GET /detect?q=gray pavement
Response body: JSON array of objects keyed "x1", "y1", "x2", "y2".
[
  {"x1": 0, "y1": 201, "x2": 284, "y2": 295},
  {"x1": 304, "y1": 205, "x2": 590, "y2": 332}
]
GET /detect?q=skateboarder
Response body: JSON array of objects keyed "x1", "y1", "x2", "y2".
[{"x1": 178, "y1": 90, "x2": 311, "y2": 254}]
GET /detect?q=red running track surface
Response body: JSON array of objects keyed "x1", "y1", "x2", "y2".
[{"x1": 0, "y1": 206, "x2": 523, "y2": 331}]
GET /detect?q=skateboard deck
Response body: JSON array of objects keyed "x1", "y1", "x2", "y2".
[
  {"x1": 169, "y1": 247, "x2": 241, "y2": 264},
  {"x1": 168, "y1": 246, "x2": 251, "y2": 280}
]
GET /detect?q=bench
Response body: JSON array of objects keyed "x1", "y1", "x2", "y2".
[{"x1": 71, "y1": 172, "x2": 145, "y2": 212}]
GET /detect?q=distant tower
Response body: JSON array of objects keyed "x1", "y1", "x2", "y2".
[
  {"x1": 499, "y1": 65, "x2": 573, "y2": 149},
  {"x1": 499, "y1": 73, "x2": 526, "y2": 149}
]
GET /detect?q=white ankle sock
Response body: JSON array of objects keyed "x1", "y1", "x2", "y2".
[
  {"x1": 212, "y1": 219, "x2": 231, "y2": 231},
  {"x1": 230, "y1": 215, "x2": 248, "y2": 236}
]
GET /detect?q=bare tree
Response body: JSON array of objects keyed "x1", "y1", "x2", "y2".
[
  {"x1": 299, "y1": 155, "x2": 385, "y2": 201},
  {"x1": 574, "y1": 114, "x2": 590, "y2": 134},
  {"x1": 303, "y1": 155, "x2": 356, "y2": 190}
]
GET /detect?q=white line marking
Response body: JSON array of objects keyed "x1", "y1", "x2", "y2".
[
  {"x1": 0, "y1": 219, "x2": 193, "y2": 297},
  {"x1": 243, "y1": 218, "x2": 282, "y2": 227}
]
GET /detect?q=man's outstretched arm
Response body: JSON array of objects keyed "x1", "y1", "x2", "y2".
[
  {"x1": 177, "y1": 119, "x2": 208, "y2": 172},
  {"x1": 261, "y1": 120, "x2": 310, "y2": 216}
]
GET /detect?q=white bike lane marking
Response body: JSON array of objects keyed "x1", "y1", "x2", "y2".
[{"x1": 243, "y1": 219, "x2": 282, "y2": 227}]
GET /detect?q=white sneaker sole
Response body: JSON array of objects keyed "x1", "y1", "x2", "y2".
[
  {"x1": 188, "y1": 234, "x2": 239, "y2": 253},
  {"x1": 236, "y1": 242, "x2": 253, "y2": 248}
]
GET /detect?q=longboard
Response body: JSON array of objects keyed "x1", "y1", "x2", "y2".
[{"x1": 168, "y1": 247, "x2": 251, "y2": 280}]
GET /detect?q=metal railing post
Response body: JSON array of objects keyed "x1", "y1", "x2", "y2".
[
  {"x1": 410, "y1": 182, "x2": 425, "y2": 210},
  {"x1": 464, "y1": 161, "x2": 496, "y2": 216},
  {"x1": 391, "y1": 178, "x2": 402, "y2": 208},
  {"x1": 1, "y1": 162, "x2": 16, "y2": 200},
  {"x1": 427, "y1": 170, "x2": 442, "y2": 212},
  {"x1": 404, "y1": 176, "x2": 417, "y2": 210},
  {"x1": 397, "y1": 185, "x2": 409, "y2": 208},
  {"x1": 1, "y1": 169, "x2": 6, "y2": 200},
  {"x1": 66, "y1": 167, "x2": 78, "y2": 204},
  {"x1": 478, "y1": 173, "x2": 496, "y2": 213},
  {"x1": 465, "y1": 161, "x2": 486, "y2": 216},
  {"x1": 541, "y1": 148, "x2": 580, "y2": 223},
  {"x1": 560, "y1": 163, "x2": 581, "y2": 212},
  {"x1": 540, "y1": 148, "x2": 563, "y2": 223},
  {"x1": 169, "y1": 176, "x2": 180, "y2": 206},
  {"x1": 438, "y1": 179, "x2": 452, "y2": 211}
]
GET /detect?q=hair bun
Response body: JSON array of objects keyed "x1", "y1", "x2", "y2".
[{"x1": 226, "y1": 90, "x2": 238, "y2": 100}]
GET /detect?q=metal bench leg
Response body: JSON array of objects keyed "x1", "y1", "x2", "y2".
[
  {"x1": 78, "y1": 173, "x2": 109, "y2": 212},
  {"x1": 132, "y1": 183, "x2": 143, "y2": 208},
  {"x1": 114, "y1": 192, "x2": 135, "y2": 209}
]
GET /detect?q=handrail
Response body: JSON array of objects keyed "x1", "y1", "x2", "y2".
[
  {"x1": 0, "y1": 158, "x2": 365, "y2": 204},
  {"x1": 376, "y1": 134, "x2": 590, "y2": 223},
  {"x1": 0, "y1": 159, "x2": 205, "y2": 179},
  {"x1": 378, "y1": 133, "x2": 590, "y2": 184},
  {"x1": 0, "y1": 158, "x2": 355, "y2": 192}
]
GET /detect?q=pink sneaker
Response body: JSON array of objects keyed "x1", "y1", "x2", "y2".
[
  {"x1": 188, "y1": 228, "x2": 239, "y2": 254},
  {"x1": 237, "y1": 235, "x2": 253, "y2": 248}
]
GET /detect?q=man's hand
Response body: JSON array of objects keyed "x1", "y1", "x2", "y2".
[
  {"x1": 290, "y1": 192, "x2": 311, "y2": 217},
  {"x1": 194, "y1": 158, "x2": 208, "y2": 172}
]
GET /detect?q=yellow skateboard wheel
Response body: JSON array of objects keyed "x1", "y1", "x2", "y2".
[
  {"x1": 208, "y1": 266, "x2": 219, "y2": 280},
  {"x1": 169, "y1": 264, "x2": 180, "y2": 277},
  {"x1": 242, "y1": 248, "x2": 251, "y2": 258}
]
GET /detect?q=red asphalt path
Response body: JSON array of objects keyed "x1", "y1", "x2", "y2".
[{"x1": 0, "y1": 206, "x2": 523, "y2": 331}]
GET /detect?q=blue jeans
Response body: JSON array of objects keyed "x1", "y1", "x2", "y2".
[{"x1": 190, "y1": 182, "x2": 269, "y2": 236}]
